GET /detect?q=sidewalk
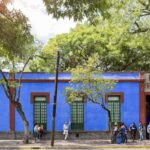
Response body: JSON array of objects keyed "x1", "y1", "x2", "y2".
[{"x1": 0, "y1": 139, "x2": 150, "y2": 149}]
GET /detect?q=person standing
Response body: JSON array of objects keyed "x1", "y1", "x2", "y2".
[
  {"x1": 129, "y1": 122, "x2": 137, "y2": 141},
  {"x1": 147, "y1": 122, "x2": 150, "y2": 139},
  {"x1": 139, "y1": 122, "x2": 144, "y2": 141},
  {"x1": 34, "y1": 124, "x2": 39, "y2": 142},
  {"x1": 120, "y1": 123, "x2": 127, "y2": 143},
  {"x1": 63, "y1": 121, "x2": 70, "y2": 140},
  {"x1": 111, "y1": 123, "x2": 118, "y2": 144},
  {"x1": 38, "y1": 125, "x2": 44, "y2": 139}
]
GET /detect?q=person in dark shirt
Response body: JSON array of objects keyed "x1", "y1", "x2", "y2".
[{"x1": 129, "y1": 122, "x2": 137, "y2": 141}]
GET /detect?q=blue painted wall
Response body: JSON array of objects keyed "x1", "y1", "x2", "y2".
[
  {"x1": 0, "y1": 86, "x2": 9, "y2": 131},
  {"x1": 113, "y1": 82, "x2": 139, "y2": 127},
  {"x1": 0, "y1": 72, "x2": 140, "y2": 131}
]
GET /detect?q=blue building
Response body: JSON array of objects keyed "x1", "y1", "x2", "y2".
[{"x1": 0, "y1": 72, "x2": 148, "y2": 134}]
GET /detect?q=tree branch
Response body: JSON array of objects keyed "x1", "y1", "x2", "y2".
[
  {"x1": 88, "y1": 96, "x2": 110, "y2": 112},
  {"x1": 17, "y1": 56, "x2": 32, "y2": 101},
  {"x1": 0, "y1": 69, "x2": 14, "y2": 101},
  {"x1": 132, "y1": 21, "x2": 149, "y2": 34},
  {"x1": 1, "y1": 82, "x2": 10, "y2": 99}
]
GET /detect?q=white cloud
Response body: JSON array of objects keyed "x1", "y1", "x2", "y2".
[{"x1": 12, "y1": 0, "x2": 76, "y2": 43}]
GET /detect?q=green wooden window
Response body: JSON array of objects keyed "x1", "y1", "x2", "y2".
[
  {"x1": 108, "y1": 96, "x2": 121, "y2": 124},
  {"x1": 71, "y1": 97, "x2": 84, "y2": 131},
  {"x1": 34, "y1": 97, "x2": 47, "y2": 130}
]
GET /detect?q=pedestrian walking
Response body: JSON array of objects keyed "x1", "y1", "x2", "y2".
[
  {"x1": 147, "y1": 122, "x2": 150, "y2": 139},
  {"x1": 139, "y1": 122, "x2": 144, "y2": 141}
]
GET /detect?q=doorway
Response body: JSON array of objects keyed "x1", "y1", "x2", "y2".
[
  {"x1": 146, "y1": 95, "x2": 150, "y2": 139},
  {"x1": 33, "y1": 96, "x2": 47, "y2": 130}
]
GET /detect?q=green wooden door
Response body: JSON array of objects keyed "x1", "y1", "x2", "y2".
[
  {"x1": 108, "y1": 96, "x2": 121, "y2": 125},
  {"x1": 34, "y1": 97, "x2": 47, "y2": 130},
  {"x1": 71, "y1": 100, "x2": 84, "y2": 131}
]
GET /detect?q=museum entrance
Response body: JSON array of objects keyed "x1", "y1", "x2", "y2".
[{"x1": 146, "y1": 95, "x2": 150, "y2": 139}]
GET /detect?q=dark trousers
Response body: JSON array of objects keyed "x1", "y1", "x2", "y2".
[{"x1": 131, "y1": 130, "x2": 136, "y2": 141}]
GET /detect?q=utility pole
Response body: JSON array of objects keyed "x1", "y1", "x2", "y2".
[{"x1": 51, "y1": 51, "x2": 60, "y2": 146}]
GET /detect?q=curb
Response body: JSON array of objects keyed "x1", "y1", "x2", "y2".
[{"x1": 1, "y1": 145, "x2": 150, "y2": 149}]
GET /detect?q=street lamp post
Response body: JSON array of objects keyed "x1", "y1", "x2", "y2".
[{"x1": 51, "y1": 51, "x2": 60, "y2": 146}]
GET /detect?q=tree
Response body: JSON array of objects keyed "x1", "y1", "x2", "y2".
[
  {"x1": 43, "y1": 0, "x2": 111, "y2": 22},
  {"x1": 0, "y1": 2, "x2": 35, "y2": 143},
  {"x1": 40, "y1": 0, "x2": 150, "y2": 71},
  {"x1": 43, "y1": 0, "x2": 150, "y2": 24},
  {"x1": 65, "y1": 54, "x2": 116, "y2": 130},
  {"x1": 31, "y1": 18, "x2": 150, "y2": 72}
]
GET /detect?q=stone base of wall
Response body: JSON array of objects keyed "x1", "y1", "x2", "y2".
[
  {"x1": 0, "y1": 131, "x2": 144, "y2": 140},
  {"x1": 0, "y1": 131, "x2": 111, "y2": 140}
]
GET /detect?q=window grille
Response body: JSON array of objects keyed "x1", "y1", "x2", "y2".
[
  {"x1": 108, "y1": 96, "x2": 121, "y2": 124},
  {"x1": 71, "y1": 97, "x2": 84, "y2": 131},
  {"x1": 34, "y1": 96, "x2": 47, "y2": 130}
]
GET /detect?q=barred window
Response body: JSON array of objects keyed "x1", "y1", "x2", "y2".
[
  {"x1": 34, "y1": 97, "x2": 47, "y2": 130},
  {"x1": 71, "y1": 97, "x2": 84, "y2": 131},
  {"x1": 108, "y1": 96, "x2": 121, "y2": 124}
]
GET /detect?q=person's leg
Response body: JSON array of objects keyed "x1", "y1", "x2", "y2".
[
  {"x1": 121, "y1": 134, "x2": 125, "y2": 143},
  {"x1": 139, "y1": 132, "x2": 143, "y2": 140},
  {"x1": 34, "y1": 132, "x2": 36, "y2": 142},
  {"x1": 131, "y1": 131, "x2": 134, "y2": 141},
  {"x1": 123, "y1": 134, "x2": 126, "y2": 143},
  {"x1": 38, "y1": 132, "x2": 40, "y2": 139},
  {"x1": 139, "y1": 132, "x2": 142, "y2": 140},
  {"x1": 65, "y1": 131, "x2": 68, "y2": 140},
  {"x1": 40, "y1": 132, "x2": 43, "y2": 139},
  {"x1": 39, "y1": 133, "x2": 41, "y2": 139},
  {"x1": 133, "y1": 131, "x2": 136, "y2": 141},
  {"x1": 142, "y1": 133, "x2": 144, "y2": 140},
  {"x1": 64, "y1": 130, "x2": 66, "y2": 140}
]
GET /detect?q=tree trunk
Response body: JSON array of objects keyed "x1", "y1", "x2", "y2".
[
  {"x1": 101, "y1": 104, "x2": 111, "y2": 131},
  {"x1": 107, "y1": 109, "x2": 111, "y2": 131},
  {"x1": 15, "y1": 102, "x2": 29, "y2": 143}
]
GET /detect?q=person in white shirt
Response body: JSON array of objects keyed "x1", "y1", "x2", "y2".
[
  {"x1": 63, "y1": 121, "x2": 70, "y2": 140},
  {"x1": 147, "y1": 122, "x2": 150, "y2": 139},
  {"x1": 139, "y1": 122, "x2": 144, "y2": 141},
  {"x1": 34, "y1": 124, "x2": 39, "y2": 141}
]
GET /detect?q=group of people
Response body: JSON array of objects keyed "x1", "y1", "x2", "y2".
[
  {"x1": 112, "y1": 122, "x2": 127, "y2": 144},
  {"x1": 34, "y1": 122, "x2": 70, "y2": 141},
  {"x1": 33, "y1": 121, "x2": 150, "y2": 142},
  {"x1": 112, "y1": 121, "x2": 150, "y2": 144},
  {"x1": 34, "y1": 124, "x2": 44, "y2": 141}
]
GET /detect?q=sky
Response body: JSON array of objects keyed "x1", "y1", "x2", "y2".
[{"x1": 10, "y1": 0, "x2": 76, "y2": 44}]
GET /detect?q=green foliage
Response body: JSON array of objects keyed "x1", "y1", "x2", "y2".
[
  {"x1": 43, "y1": 0, "x2": 111, "y2": 22},
  {"x1": 34, "y1": 18, "x2": 150, "y2": 72},
  {"x1": 0, "y1": 7, "x2": 35, "y2": 71},
  {"x1": 65, "y1": 55, "x2": 116, "y2": 103},
  {"x1": 0, "y1": 80, "x2": 20, "y2": 88},
  {"x1": 30, "y1": 0, "x2": 150, "y2": 72}
]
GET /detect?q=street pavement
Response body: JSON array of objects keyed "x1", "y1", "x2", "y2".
[{"x1": 0, "y1": 139, "x2": 150, "y2": 149}]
